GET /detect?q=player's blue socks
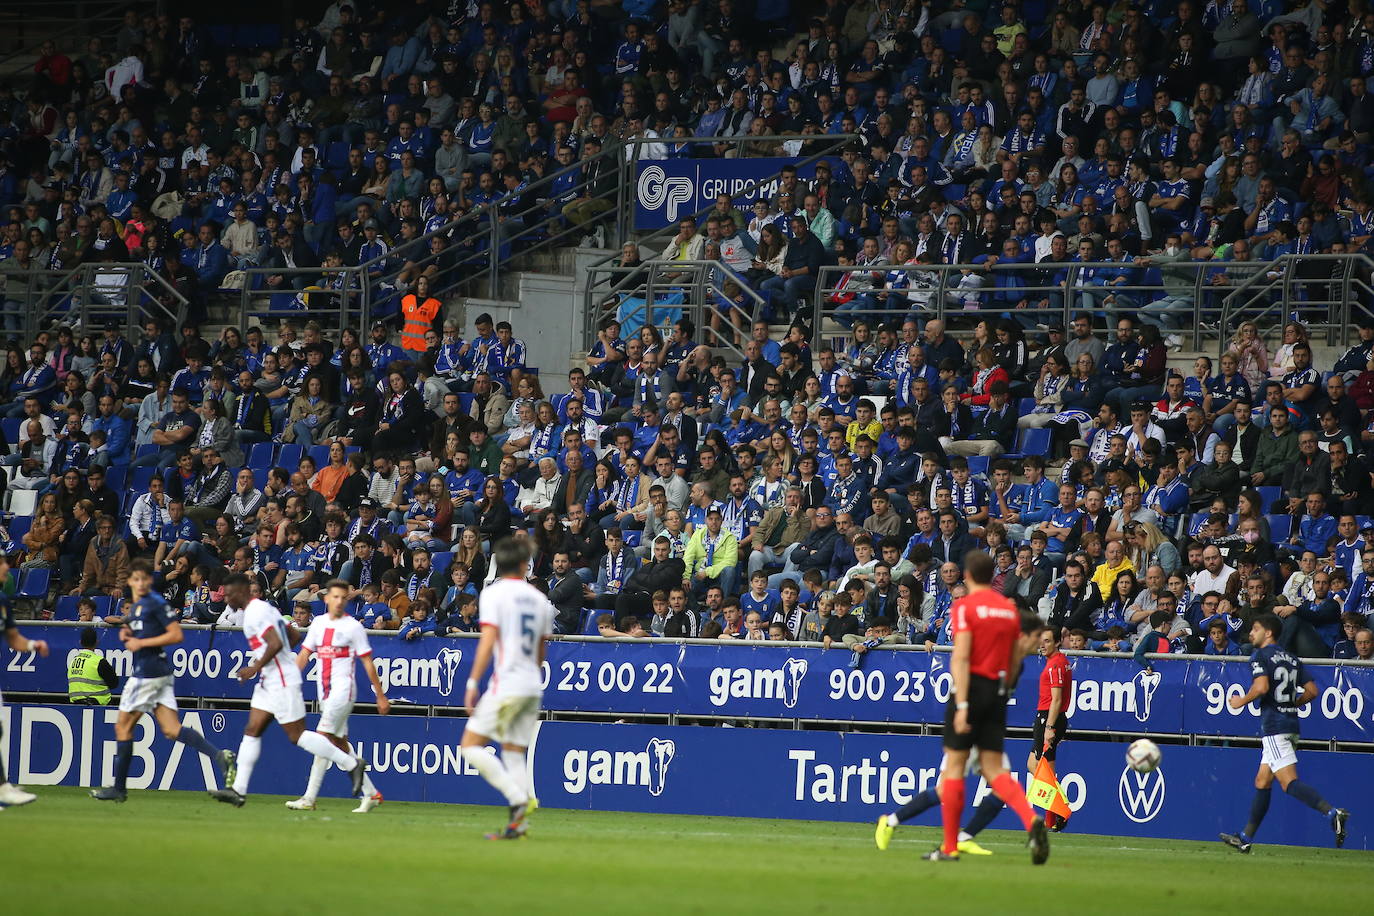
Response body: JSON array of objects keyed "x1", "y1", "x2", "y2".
[
  {"x1": 894, "y1": 786, "x2": 940, "y2": 823},
  {"x1": 1243, "y1": 787, "x2": 1271, "y2": 839},
  {"x1": 962, "y1": 791, "x2": 1007, "y2": 837},
  {"x1": 175, "y1": 727, "x2": 219, "y2": 759},
  {"x1": 113, "y1": 740, "x2": 133, "y2": 790},
  {"x1": 1285, "y1": 780, "x2": 1332, "y2": 815}
]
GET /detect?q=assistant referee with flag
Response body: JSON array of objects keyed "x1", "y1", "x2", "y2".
[{"x1": 1029, "y1": 625, "x2": 1073, "y2": 830}]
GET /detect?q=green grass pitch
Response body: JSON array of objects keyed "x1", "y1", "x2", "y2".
[{"x1": 4, "y1": 787, "x2": 1366, "y2": 914}]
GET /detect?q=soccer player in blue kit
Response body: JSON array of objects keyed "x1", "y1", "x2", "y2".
[
  {"x1": 91, "y1": 560, "x2": 236, "y2": 802},
  {"x1": 0, "y1": 555, "x2": 49, "y2": 807},
  {"x1": 1220, "y1": 614, "x2": 1350, "y2": 853}
]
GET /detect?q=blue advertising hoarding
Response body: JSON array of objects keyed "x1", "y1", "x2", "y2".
[
  {"x1": 2, "y1": 704, "x2": 1367, "y2": 850},
  {"x1": 6, "y1": 625, "x2": 1373, "y2": 742},
  {"x1": 634, "y1": 158, "x2": 819, "y2": 230}
]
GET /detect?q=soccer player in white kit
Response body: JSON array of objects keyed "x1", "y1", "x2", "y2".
[
  {"x1": 211, "y1": 573, "x2": 375, "y2": 807},
  {"x1": 461, "y1": 538, "x2": 554, "y2": 840},
  {"x1": 287, "y1": 579, "x2": 391, "y2": 812}
]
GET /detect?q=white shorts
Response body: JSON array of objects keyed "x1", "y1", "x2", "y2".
[
  {"x1": 939, "y1": 749, "x2": 1011, "y2": 779},
  {"x1": 119, "y1": 676, "x2": 178, "y2": 715},
  {"x1": 1261, "y1": 734, "x2": 1299, "y2": 772},
  {"x1": 251, "y1": 683, "x2": 307, "y2": 725},
  {"x1": 317, "y1": 694, "x2": 354, "y2": 736},
  {"x1": 466, "y1": 692, "x2": 540, "y2": 747}
]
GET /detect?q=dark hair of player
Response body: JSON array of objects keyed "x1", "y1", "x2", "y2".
[
  {"x1": 323, "y1": 578, "x2": 350, "y2": 592},
  {"x1": 965, "y1": 551, "x2": 994, "y2": 585},
  {"x1": 1253, "y1": 613, "x2": 1283, "y2": 640},
  {"x1": 494, "y1": 537, "x2": 531, "y2": 576},
  {"x1": 129, "y1": 559, "x2": 154, "y2": 577},
  {"x1": 224, "y1": 572, "x2": 251, "y2": 589}
]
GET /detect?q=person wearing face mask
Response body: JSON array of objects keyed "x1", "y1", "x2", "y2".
[{"x1": 1134, "y1": 232, "x2": 1197, "y2": 350}]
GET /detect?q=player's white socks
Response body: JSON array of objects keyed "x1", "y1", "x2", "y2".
[
  {"x1": 303, "y1": 756, "x2": 331, "y2": 802},
  {"x1": 503, "y1": 750, "x2": 531, "y2": 799},
  {"x1": 462, "y1": 745, "x2": 528, "y2": 806},
  {"x1": 232, "y1": 735, "x2": 261, "y2": 796},
  {"x1": 297, "y1": 730, "x2": 357, "y2": 770}
]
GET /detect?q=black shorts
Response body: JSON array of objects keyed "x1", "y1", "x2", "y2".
[
  {"x1": 1032, "y1": 711, "x2": 1068, "y2": 761},
  {"x1": 943, "y1": 676, "x2": 1008, "y2": 753}
]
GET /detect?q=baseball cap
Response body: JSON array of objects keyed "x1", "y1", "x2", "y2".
[
  {"x1": 1199, "y1": 196, "x2": 1215, "y2": 208},
  {"x1": 1069, "y1": 438, "x2": 1090, "y2": 449},
  {"x1": 358, "y1": 497, "x2": 378, "y2": 509}
]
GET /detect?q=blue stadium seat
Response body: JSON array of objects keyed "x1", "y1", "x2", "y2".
[
  {"x1": 103, "y1": 466, "x2": 127, "y2": 492},
  {"x1": 458, "y1": 393, "x2": 475, "y2": 413},
  {"x1": 1257, "y1": 486, "x2": 1283, "y2": 513},
  {"x1": 308, "y1": 445, "x2": 331, "y2": 467},
  {"x1": 324, "y1": 141, "x2": 352, "y2": 172},
  {"x1": 130, "y1": 465, "x2": 155, "y2": 494},
  {"x1": 966, "y1": 456, "x2": 990, "y2": 478},
  {"x1": 135, "y1": 443, "x2": 158, "y2": 459},
  {"x1": 1017, "y1": 397, "x2": 1037, "y2": 417},
  {"x1": 1266, "y1": 514, "x2": 1292, "y2": 542},
  {"x1": 17, "y1": 568, "x2": 50, "y2": 599},
  {"x1": 251, "y1": 467, "x2": 268, "y2": 491},
  {"x1": 0, "y1": 417, "x2": 20, "y2": 444},
  {"x1": 1005, "y1": 427, "x2": 1050, "y2": 460},
  {"x1": 277, "y1": 444, "x2": 304, "y2": 469},
  {"x1": 432, "y1": 551, "x2": 454, "y2": 576},
  {"x1": 94, "y1": 596, "x2": 119, "y2": 616},
  {"x1": 247, "y1": 441, "x2": 275, "y2": 469},
  {"x1": 9, "y1": 516, "x2": 30, "y2": 542},
  {"x1": 53, "y1": 596, "x2": 82, "y2": 620}
]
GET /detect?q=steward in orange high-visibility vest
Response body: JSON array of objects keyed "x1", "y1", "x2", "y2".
[{"x1": 400, "y1": 276, "x2": 441, "y2": 353}]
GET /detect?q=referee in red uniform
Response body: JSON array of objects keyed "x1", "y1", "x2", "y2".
[
  {"x1": 1032, "y1": 625, "x2": 1071, "y2": 829},
  {"x1": 926, "y1": 552, "x2": 1049, "y2": 864}
]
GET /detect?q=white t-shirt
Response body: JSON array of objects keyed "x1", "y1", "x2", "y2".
[
  {"x1": 242, "y1": 598, "x2": 302, "y2": 691},
  {"x1": 303, "y1": 614, "x2": 373, "y2": 702},
  {"x1": 478, "y1": 577, "x2": 554, "y2": 699}
]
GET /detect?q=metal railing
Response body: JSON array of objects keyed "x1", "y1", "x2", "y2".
[
  {"x1": 229, "y1": 132, "x2": 851, "y2": 332},
  {"x1": 7, "y1": 262, "x2": 186, "y2": 341},
  {"x1": 233, "y1": 266, "x2": 365, "y2": 336},
  {"x1": 583, "y1": 259, "x2": 765, "y2": 363},
  {"x1": 1216, "y1": 253, "x2": 1374, "y2": 356},
  {"x1": 0, "y1": 0, "x2": 155, "y2": 80}
]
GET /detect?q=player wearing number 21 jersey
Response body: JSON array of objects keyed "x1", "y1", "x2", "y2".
[
  {"x1": 1220, "y1": 614, "x2": 1349, "y2": 854},
  {"x1": 459, "y1": 539, "x2": 554, "y2": 840},
  {"x1": 287, "y1": 580, "x2": 391, "y2": 813}
]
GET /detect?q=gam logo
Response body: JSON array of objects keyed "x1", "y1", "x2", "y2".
[
  {"x1": 1118, "y1": 765, "x2": 1166, "y2": 823},
  {"x1": 707, "y1": 658, "x2": 808, "y2": 708},
  {"x1": 436, "y1": 647, "x2": 464, "y2": 697},
  {"x1": 561, "y1": 738, "x2": 676, "y2": 796},
  {"x1": 637, "y1": 165, "x2": 693, "y2": 222}
]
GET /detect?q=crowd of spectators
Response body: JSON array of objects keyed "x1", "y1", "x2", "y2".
[
  {"x1": 2, "y1": 299, "x2": 1372, "y2": 666},
  {"x1": 2, "y1": 0, "x2": 1374, "y2": 662}
]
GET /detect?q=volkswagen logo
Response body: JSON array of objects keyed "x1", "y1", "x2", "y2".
[{"x1": 1118, "y1": 765, "x2": 1166, "y2": 823}]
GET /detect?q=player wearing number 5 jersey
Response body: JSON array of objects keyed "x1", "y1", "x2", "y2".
[
  {"x1": 91, "y1": 560, "x2": 235, "y2": 803},
  {"x1": 287, "y1": 579, "x2": 391, "y2": 813},
  {"x1": 460, "y1": 538, "x2": 555, "y2": 840},
  {"x1": 211, "y1": 573, "x2": 377, "y2": 808},
  {"x1": 1220, "y1": 614, "x2": 1349, "y2": 854}
]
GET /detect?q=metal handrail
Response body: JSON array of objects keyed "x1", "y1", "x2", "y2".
[
  {"x1": 11, "y1": 262, "x2": 186, "y2": 340},
  {"x1": 233, "y1": 266, "x2": 364, "y2": 334},
  {"x1": 0, "y1": 0, "x2": 149, "y2": 79},
  {"x1": 809, "y1": 257, "x2": 1223, "y2": 339},
  {"x1": 581, "y1": 133, "x2": 859, "y2": 298},
  {"x1": 1217, "y1": 253, "x2": 1374, "y2": 354}
]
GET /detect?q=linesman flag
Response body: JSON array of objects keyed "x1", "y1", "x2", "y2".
[{"x1": 1026, "y1": 756, "x2": 1072, "y2": 825}]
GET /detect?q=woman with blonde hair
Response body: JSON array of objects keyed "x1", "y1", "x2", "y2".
[{"x1": 1227, "y1": 321, "x2": 1269, "y2": 391}]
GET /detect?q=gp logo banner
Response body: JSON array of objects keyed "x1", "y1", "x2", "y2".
[{"x1": 633, "y1": 158, "x2": 822, "y2": 230}]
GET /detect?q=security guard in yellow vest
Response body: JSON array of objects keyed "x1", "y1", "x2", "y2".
[{"x1": 67, "y1": 627, "x2": 117, "y2": 705}]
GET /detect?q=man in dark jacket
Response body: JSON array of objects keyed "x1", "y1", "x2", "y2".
[
  {"x1": 614, "y1": 536, "x2": 686, "y2": 626},
  {"x1": 946, "y1": 382, "x2": 1017, "y2": 457},
  {"x1": 547, "y1": 550, "x2": 589, "y2": 634},
  {"x1": 551, "y1": 448, "x2": 594, "y2": 514},
  {"x1": 262, "y1": 229, "x2": 322, "y2": 290},
  {"x1": 767, "y1": 507, "x2": 840, "y2": 590},
  {"x1": 760, "y1": 215, "x2": 825, "y2": 319},
  {"x1": 1049, "y1": 560, "x2": 1103, "y2": 631}
]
